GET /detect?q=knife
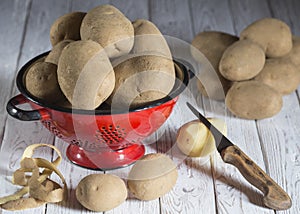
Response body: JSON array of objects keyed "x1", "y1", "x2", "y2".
[{"x1": 186, "y1": 102, "x2": 292, "y2": 210}]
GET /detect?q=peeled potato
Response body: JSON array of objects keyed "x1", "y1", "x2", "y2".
[{"x1": 176, "y1": 118, "x2": 227, "y2": 157}]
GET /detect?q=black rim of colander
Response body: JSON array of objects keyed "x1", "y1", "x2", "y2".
[{"x1": 17, "y1": 51, "x2": 190, "y2": 115}]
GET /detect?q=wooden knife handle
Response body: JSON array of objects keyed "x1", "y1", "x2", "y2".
[{"x1": 221, "y1": 145, "x2": 292, "y2": 210}]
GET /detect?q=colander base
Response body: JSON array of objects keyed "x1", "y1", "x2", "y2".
[{"x1": 66, "y1": 144, "x2": 145, "y2": 170}]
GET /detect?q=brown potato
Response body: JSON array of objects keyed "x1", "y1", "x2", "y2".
[
  {"x1": 219, "y1": 40, "x2": 265, "y2": 81},
  {"x1": 127, "y1": 153, "x2": 178, "y2": 201},
  {"x1": 108, "y1": 55, "x2": 175, "y2": 108},
  {"x1": 25, "y1": 61, "x2": 65, "y2": 104},
  {"x1": 191, "y1": 31, "x2": 238, "y2": 100},
  {"x1": 76, "y1": 174, "x2": 127, "y2": 212},
  {"x1": 283, "y1": 36, "x2": 300, "y2": 67},
  {"x1": 45, "y1": 40, "x2": 73, "y2": 65},
  {"x1": 254, "y1": 58, "x2": 300, "y2": 95},
  {"x1": 57, "y1": 40, "x2": 115, "y2": 110},
  {"x1": 240, "y1": 18, "x2": 292, "y2": 58},
  {"x1": 225, "y1": 80, "x2": 283, "y2": 120},
  {"x1": 80, "y1": 5, "x2": 134, "y2": 58},
  {"x1": 132, "y1": 19, "x2": 172, "y2": 58},
  {"x1": 50, "y1": 12, "x2": 86, "y2": 46}
]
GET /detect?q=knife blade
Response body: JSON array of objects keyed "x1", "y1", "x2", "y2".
[{"x1": 186, "y1": 102, "x2": 292, "y2": 210}]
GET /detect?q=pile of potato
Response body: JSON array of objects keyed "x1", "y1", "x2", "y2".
[
  {"x1": 75, "y1": 153, "x2": 178, "y2": 212},
  {"x1": 25, "y1": 4, "x2": 175, "y2": 110},
  {"x1": 192, "y1": 18, "x2": 300, "y2": 119}
]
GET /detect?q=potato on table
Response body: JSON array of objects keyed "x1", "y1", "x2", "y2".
[
  {"x1": 219, "y1": 40, "x2": 265, "y2": 81},
  {"x1": 254, "y1": 58, "x2": 300, "y2": 95},
  {"x1": 57, "y1": 40, "x2": 115, "y2": 110},
  {"x1": 225, "y1": 80, "x2": 283, "y2": 120},
  {"x1": 132, "y1": 19, "x2": 172, "y2": 58},
  {"x1": 176, "y1": 118, "x2": 227, "y2": 157},
  {"x1": 25, "y1": 61, "x2": 65, "y2": 104},
  {"x1": 127, "y1": 153, "x2": 178, "y2": 201},
  {"x1": 50, "y1": 12, "x2": 86, "y2": 46},
  {"x1": 240, "y1": 18, "x2": 292, "y2": 58},
  {"x1": 108, "y1": 55, "x2": 175, "y2": 108},
  {"x1": 76, "y1": 174, "x2": 127, "y2": 212},
  {"x1": 191, "y1": 31, "x2": 238, "y2": 100},
  {"x1": 80, "y1": 5, "x2": 134, "y2": 58}
]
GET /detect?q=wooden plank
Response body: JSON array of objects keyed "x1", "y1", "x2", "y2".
[
  {"x1": 0, "y1": 0, "x2": 70, "y2": 214},
  {"x1": 71, "y1": 0, "x2": 110, "y2": 12},
  {"x1": 150, "y1": 0, "x2": 194, "y2": 42},
  {"x1": 149, "y1": 1, "x2": 217, "y2": 213},
  {"x1": 17, "y1": 0, "x2": 70, "y2": 68},
  {"x1": 256, "y1": 94, "x2": 300, "y2": 214},
  {"x1": 190, "y1": 0, "x2": 235, "y2": 35},
  {"x1": 228, "y1": 0, "x2": 271, "y2": 34},
  {"x1": 257, "y1": 1, "x2": 300, "y2": 213},
  {"x1": 0, "y1": 0, "x2": 30, "y2": 144},
  {"x1": 190, "y1": 0, "x2": 274, "y2": 213},
  {"x1": 0, "y1": 118, "x2": 56, "y2": 214},
  {"x1": 46, "y1": 140, "x2": 105, "y2": 214},
  {"x1": 109, "y1": 0, "x2": 149, "y2": 21}
]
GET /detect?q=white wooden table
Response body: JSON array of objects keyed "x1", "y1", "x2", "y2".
[{"x1": 0, "y1": 0, "x2": 299, "y2": 213}]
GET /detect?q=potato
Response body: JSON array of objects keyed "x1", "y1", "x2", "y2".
[
  {"x1": 45, "y1": 40, "x2": 73, "y2": 65},
  {"x1": 80, "y1": 5, "x2": 134, "y2": 58},
  {"x1": 76, "y1": 174, "x2": 127, "y2": 212},
  {"x1": 57, "y1": 40, "x2": 115, "y2": 110},
  {"x1": 127, "y1": 153, "x2": 178, "y2": 201},
  {"x1": 176, "y1": 118, "x2": 227, "y2": 157},
  {"x1": 50, "y1": 12, "x2": 86, "y2": 46},
  {"x1": 132, "y1": 19, "x2": 172, "y2": 58},
  {"x1": 254, "y1": 58, "x2": 300, "y2": 95},
  {"x1": 219, "y1": 40, "x2": 265, "y2": 81},
  {"x1": 25, "y1": 61, "x2": 65, "y2": 104},
  {"x1": 108, "y1": 55, "x2": 175, "y2": 108},
  {"x1": 240, "y1": 18, "x2": 292, "y2": 58},
  {"x1": 225, "y1": 81, "x2": 283, "y2": 120},
  {"x1": 191, "y1": 31, "x2": 238, "y2": 100},
  {"x1": 283, "y1": 36, "x2": 300, "y2": 67}
]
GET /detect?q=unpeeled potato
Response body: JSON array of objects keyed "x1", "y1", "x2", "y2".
[
  {"x1": 80, "y1": 5, "x2": 134, "y2": 58},
  {"x1": 176, "y1": 118, "x2": 227, "y2": 157},
  {"x1": 76, "y1": 174, "x2": 127, "y2": 212},
  {"x1": 57, "y1": 40, "x2": 115, "y2": 110},
  {"x1": 127, "y1": 153, "x2": 177, "y2": 201},
  {"x1": 50, "y1": 12, "x2": 86, "y2": 46}
]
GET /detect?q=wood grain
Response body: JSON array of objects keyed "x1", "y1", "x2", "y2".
[
  {"x1": 221, "y1": 145, "x2": 291, "y2": 210},
  {"x1": 0, "y1": 0, "x2": 300, "y2": 213},
  {"x1": 0, "y1": 0, "x2": 31, "y2": 144}
]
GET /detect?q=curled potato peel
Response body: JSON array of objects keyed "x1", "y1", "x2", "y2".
[{"x1": 0, "y1": 144, "x2": 67, "y2": 210}]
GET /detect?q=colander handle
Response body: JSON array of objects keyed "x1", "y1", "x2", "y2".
[{"x1": 6, "y1": 94, "x2": 50, "y2": 121}]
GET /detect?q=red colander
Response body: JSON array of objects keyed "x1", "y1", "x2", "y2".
[{"x1": 6, "y1": 52, "x2": 189, "y2": 170}]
